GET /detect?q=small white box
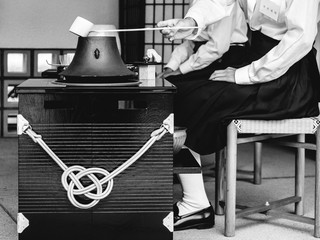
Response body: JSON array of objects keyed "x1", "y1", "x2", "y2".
[{"x1": 139, "y1": 64, "x2": 156, "y2": 80}]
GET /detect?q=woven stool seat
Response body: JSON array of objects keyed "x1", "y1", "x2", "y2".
[{"x1": 234, "y1": 117, "x2": 320, "y2": 134}]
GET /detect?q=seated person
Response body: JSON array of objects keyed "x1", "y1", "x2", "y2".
[
  {"x1": 158, "y1": 0, "x2": 248, "y2": 231},
  {"x1": 158, "y1": 0, "x2": 248, "y2": 81},
  {"x1": 158, "y1": 0, "x2": 320, "y2": 231}
]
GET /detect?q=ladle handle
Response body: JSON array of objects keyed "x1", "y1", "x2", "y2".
[{"x1": 88, "y1": 26, "x2": 199, "y2": 33}]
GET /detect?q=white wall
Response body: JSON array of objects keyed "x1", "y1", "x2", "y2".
[{"x1": 0, "y1": 0, "x2": 118, "y2": 48}]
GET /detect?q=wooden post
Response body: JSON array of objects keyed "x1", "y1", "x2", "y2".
[
  {"x1": 254, "y1": 142, "x2": 262, "y2": 185},
  {"x1": 215, "y1": 150, "x2": 225, "y2": 215},
  {"x1": 225, "y1": 122, "x2": 238, "y2": 237},
  {"x1": 315, "y1": 129, "x2": 320, "y2": 237},
  {"x1": 295, "y1": 134, "x2": 305, "y2": 216}
]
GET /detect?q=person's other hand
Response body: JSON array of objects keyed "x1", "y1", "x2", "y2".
[
  {"x1": 210, "y1": 67, "x2": 236, "y2": 83},
  {"x1": 157, "y1": 17, "x2": 197, "y2": 41},
  {"x1": 158, "y1": 68, "x2": 181, "y2": 78}
]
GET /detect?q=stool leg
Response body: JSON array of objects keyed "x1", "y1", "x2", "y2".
[
  {"x1": 315, "y1": 129, "x2": 320, "y2": 237},
  {"x1": 254, "y1": 142, "x2": 262, "y2": 185},
  {"x1": 295, "y1": 134, "x2": 305, "y2": 216},
  {"x1": 225, "y1": 122, "x2": 238, "y2": 237},
  {"x1": 215, "y1": 150, "x2": 225, "y2": 215}
]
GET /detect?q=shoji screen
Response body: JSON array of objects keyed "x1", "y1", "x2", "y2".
[
  {"x1": 120, "y1": 0, "x2": 190, "y2": 68},
  {"x1": 144, "y1": 0, "x2": 189, "y2": 68}
]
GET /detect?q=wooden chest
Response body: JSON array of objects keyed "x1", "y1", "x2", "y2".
[{"x1": 17, "y1": 78, "x2": 175, "y2": 240}]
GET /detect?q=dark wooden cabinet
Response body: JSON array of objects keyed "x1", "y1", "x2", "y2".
[{"x1": 17, "y1": 78, "x2": 175, "y2": 240}]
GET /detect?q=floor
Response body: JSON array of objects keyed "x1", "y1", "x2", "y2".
[{"x1": 0, "y1": 137, "x2": 318, "y2": 240}]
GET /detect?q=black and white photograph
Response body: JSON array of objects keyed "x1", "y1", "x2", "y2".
[{"x1": 1, "y1": 0, "x2": 320, "y2": 239}]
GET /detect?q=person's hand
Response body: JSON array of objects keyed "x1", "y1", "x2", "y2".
[
  {"x1": 158, "y1": 68, "x2": 173, "y2": 78},
  {"x1": 158, "y1": 68, "x2": 182, "y2": 78},
  {"x1": 210, "y1": 67, "x2": 236, "y2": 83},
  {"x1": 157, "y1": 17, "x2": 197, "y2": 41}
]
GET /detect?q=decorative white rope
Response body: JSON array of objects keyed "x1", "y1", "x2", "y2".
[{"x1": 17, "y1": 114, "x2": 174, "y2": 209}]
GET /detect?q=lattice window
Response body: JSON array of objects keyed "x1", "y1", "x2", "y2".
[
  {"x1": 120, "y1": 0, "x2": 190, "y2": 68},
  {"x1": 0, "y1": 48, "x2": 74, "y2": 137},
  {"x1": 145, "y1": 0, "x2": 189, "y2": 66}
]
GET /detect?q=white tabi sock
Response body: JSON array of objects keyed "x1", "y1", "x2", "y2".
[{"x1": 176, "y1": 173, "x2": 210, "y2": 216}]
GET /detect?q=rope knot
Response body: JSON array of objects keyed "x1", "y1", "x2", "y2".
[{"x1": 61, "y1": 165, "x2": 114, "y2": 209}]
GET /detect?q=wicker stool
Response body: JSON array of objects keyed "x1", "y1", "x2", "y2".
[{"x1": 215, "y1": 117, "x2": 320, "y2": 237}]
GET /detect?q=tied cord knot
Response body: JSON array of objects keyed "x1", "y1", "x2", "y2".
[
  {"x1": 150, "y1": 125, "x2": 167, "y2": 141},
  {"x1": 24, "y1": 126, "x2": 42, "y2": 143},
  {"x1": 151, "y1": 113, "x2": 174, "y2": 140},
  {"x1": 61, "y1": 165, "x2": 114, "y2": 209}
]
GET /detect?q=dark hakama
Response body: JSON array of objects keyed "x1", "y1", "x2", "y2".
[{"x1": 167, "y1": 31, "x2": 320, "y2": 155}]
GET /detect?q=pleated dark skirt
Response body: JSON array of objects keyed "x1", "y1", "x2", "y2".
[{"x1": 167, "y1": 31, "x2": 320, "y2": 155}]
